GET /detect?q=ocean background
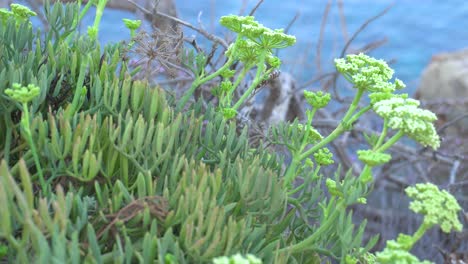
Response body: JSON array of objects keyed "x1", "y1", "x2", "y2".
[{"x1": 71, "y1": 0, "x2": 468, "y2": 95}]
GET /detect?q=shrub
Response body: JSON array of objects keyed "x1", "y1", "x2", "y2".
[{"x1": 0, "y1": 2, "x2": 463, "y2": 264}]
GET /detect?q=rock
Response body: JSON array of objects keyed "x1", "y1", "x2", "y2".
[
  {"x1": 256, "y1": 72, "x2": 304, "y2": 125},
  {"x1": 416, "y1": 49, "x2": 468, "y2": 135}
]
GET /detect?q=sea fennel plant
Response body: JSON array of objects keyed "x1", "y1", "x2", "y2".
[
  {"x1": 177, "y1": 15, "x2": 296, "y2": 114},
  {"x1": 0, "y1": 5, "x2": 464, "y2": 264},
  {"x1": 266, "y1": 53, "x2": 454, "y2": 262},
  {"x1": 368, "y1": 183, "x2": 463, "y2": 264}
]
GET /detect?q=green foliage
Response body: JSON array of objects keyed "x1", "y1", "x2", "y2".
[
  {"x1": 0, "y1": 4, "x2": 463, "y2": 264},
  {"x1": 0, "y1": 4, "x2": 308, "y2": 263},
  {"x1": 372, "y1": 183, "x2": 463, "y2": 264},
  {"x1": 177, "y1": 15, "x2": 296, "y2": 113}
]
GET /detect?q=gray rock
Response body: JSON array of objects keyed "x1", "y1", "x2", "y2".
[{"x1": 416, "y1": 49, "x2": 468, "y2": 135}]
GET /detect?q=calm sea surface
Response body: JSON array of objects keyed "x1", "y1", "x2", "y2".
[{"x1": 37, "y1": 0, "x2": 468, "y2": 93}]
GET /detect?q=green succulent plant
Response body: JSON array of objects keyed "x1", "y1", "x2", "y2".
[{"x1": 0, "y1": 3, "x2": 463, "y2": 264}]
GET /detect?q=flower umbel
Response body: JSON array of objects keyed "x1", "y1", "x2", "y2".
[
  {"x1": 219, "y1": 15, "x2": 259, "y2": 34},
  {"x1": 376, "y1": 239, "x2": 433, "y2": 264},
  {"x1": 220, "y1": 108, "x2": 237, "y2": 119},
  {"x1": 220, "y1": 15, "x2": 296, "y2": 50},
  {"x1": 373, "y1": 97, "x2": 440, "y2": 149},
  {"x1": 123, "y1": 18, "x2": 141, "y2": 31},
  {"x1": 10, "y1": 4, "x2": 36, "y2": 19},
  {"x1": 304, "y1": 90, "x2": 331, "y2": 109},
  {"x1": 314, "y1": 148, "x2": 334, "y2": 166},
  {"x1": 5, "y1": 83, "x2": 40, "y2": 103},
  {"x1": 405, "y1": 183, "x2": 463, "y2": 233},
  {"x1": 334, "y1": 53, "x2": 404, "y2": 93}
]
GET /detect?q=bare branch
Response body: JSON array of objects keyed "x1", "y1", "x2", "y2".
[
  {"x1": 316, "y1": 0, "x2": 332, "y2": 84},
  {"x1": 437, "y1": 112, "x2": 468, "y2": 134},
  {"x1": 339, "y1": 3, "x2": 394, "y2": 58},
  {"x1": 249, "y1": 0, "x2": 265, "y2": 16},
  {"x1": 127, "y1": 0, "x2": 229, "y2": 49},
  {"x1": 284, "y1": 12, "x2": 300, "y2": 35},
  {"x1": 337, "y1": 0, "x2": 348, "y2": 41}
]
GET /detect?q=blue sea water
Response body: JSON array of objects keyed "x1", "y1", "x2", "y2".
[
  {"x1": 30, "y1": 0, "x2": 468, "y2": 93},
  {"x1": 174, "y1": 0, "x2": 468, "y2": 93}
]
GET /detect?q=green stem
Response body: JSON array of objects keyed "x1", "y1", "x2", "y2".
[
  {"x1": 176, "y1": 55, "x2": 236, "y2": 112},
  {"x1": 232, "y1": 59, "x2": 266, "y2": 110},
  {"x1": 21, "y1": 103, "x2": 47, "y2": 195},
  {"x1": 65, "y1": 0, "x2": 95, "y2": 43},
  {"x1": 283, "y1": 89, "x2": 366, "y2": 187},
  {"x1": 65, "y1": 55, "x2": 89, "y2": 119},
  {"x1": 375, "y1": 130, "x2": 404, "y2": 153},
  {"x1": 298, "y1": 88, "x2": 365, "y2": 161},
  {"x1": 283, "y1": 156, "x2": 301, "y2": 189},
  {"x1": 374, "y1": 119, "x2": 389, "y2": 149},
  {"x1": 280, "y1": 199, "x2": 342, "y2": 254},
  {"x1": 2, "y1": 115, "x2": 13, "y2": 164},
  {"x1": 347, "y1": 105, "x2": 372, "y2": 125},
  {"x1": 358, "y1": 165, "x2": 372, "y2": 183},
  {"x1": 307, "y1": 108, "x2": 318, "y2": 125},
  {"x1": 78, "y1": 0, "x2": 94, "y2": 25},
  {"x1": 90, "y1": 0, "x2": 108, "y2": 39},
  {"x1": 223, "y1": 66, "x2": 250, "y2": 106},
  {"x1": 407, "y1": 223, "x2": 431, "y2": 250}
]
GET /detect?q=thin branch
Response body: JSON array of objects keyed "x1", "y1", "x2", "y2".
[
  {"x1": 275, "y1": 12, "x2": 300, "y2": 57},
  {"x1": 284, "y1": 12, "x2": 300, "y2": 35},
  {"x1": 437, "y1": 112, "x2": 468, "y2": 134},
  {"x1": 128, "y1": 0, "x2": 229, "y2": 49},
  {"x1": 238, "y1": 0, "x2": 249, "y2": 16},
  {"x1": 339, "y1": 3, "x2": 394, "y2": 58},
  {"x1": 299, "y1": 72, "x2": 335, "y2": 89},
  {"x1": 356, "y1": 38, "x2": 388, "y2": 54},
  {"x1": 337, "y1": 0, "x2": 348, "y2": 41},
  {"x1": 315, "y1": 0, "x2": 332, "y2": 83},
  {"x1": 249, "y1": 0, "x2": 265, "y2": 16},
  {"x1": 331, "y1": 3, "x2": 394, "y2": 98}
]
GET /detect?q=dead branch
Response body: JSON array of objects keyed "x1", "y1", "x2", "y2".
[
  {"x1": 128, "y1": 0, "x2": 229, "y2": 49},
  {"x1": 249, "y1": 0, "x2": 264, "y2": 16}
]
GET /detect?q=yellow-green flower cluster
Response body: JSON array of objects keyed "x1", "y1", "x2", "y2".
[
  {"x1": 314, "y1": 147, "x2": 334, "y2": 166},
  {"x1": 220, "y1": 15, "x2": 296, "y2": 50},
  {"x1": 0, "y1": 4, "x2": 36, "y2": 25},
  {"x1": 376, "y1": 239, "x2": 433, "y2": 264},
  {"x1": 122, "y1": 18, "x2": 141, "y2": 31},
  {"x1": 304, "y1": 90, "x2": 331, "y2": 109},
  {"x1": 405, "y1": 183, "x2": 463, "y2": 233},
  {"x1": 357, "y1": 150, "x2": 391, "y2": 166},
  {"x1": 373, "y1": 97, "x2": 440, "y2": 149},
  {"x1": 5, "y1": 83, "x2": 40, "y2": 104},
  {"x1": 326, "y1": 179, "x2": 342, "y2": 197},
  {"x1": 220, "y1": 15, "x2": 295, "y2": 68},
  {"x1": 334, "y1": 53, "x2": 405, "y2": 92},
  {"x1": 220, "y1": 107, "x2": 237, "y2": 119},
  {"x1": 232, "y1": 39, "x2": 263, "y2": 66},
  {"x1": 213, "y1": 253, "x2": 262, "y2": 264}
]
